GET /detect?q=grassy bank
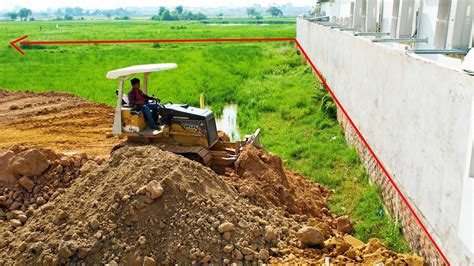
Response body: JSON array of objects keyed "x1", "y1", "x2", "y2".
[{"x1": 1, "y1": 20, "x2": 409, "y2": 252}]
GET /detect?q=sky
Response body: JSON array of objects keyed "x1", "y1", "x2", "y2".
[{"x1": 2, "y1": 0, "x2": 315, "y2": 11}]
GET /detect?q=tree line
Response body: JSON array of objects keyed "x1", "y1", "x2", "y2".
[
  {"x1": 6, "y1": 8, "x2": 32, "y2": 21},
  {"x1": 246, "y1": 6, "x2": 284, "y2": 19},
  {"x1": 5, "y1": 5, "x2": 284, "y2": 21},
  {"x1": 151, "y1": 6, "x2": 207, "y2": 21}
]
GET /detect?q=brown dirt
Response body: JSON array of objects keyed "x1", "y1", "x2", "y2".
[
  {"x1": 0, "y1": 90, "x2": 424, "y2": 265},
  {"x1": 0, "y1": 90, "x2": 120, "y2": 158},
  {"x1": 0, "y1": 145, "x2": 423, "y2": 265}
]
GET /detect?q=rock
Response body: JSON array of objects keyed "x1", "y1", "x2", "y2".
[
  {"x1": 17, "y1": 214, "x2": 28, "y2": 224},
  {"x1": 0, "y1": 150, "x2": 15, "y2": 183},
  {"x1": 336, "y1": 215, "x2": 353, "y2": 234},
  {"x1": 18, "y1": 177, "x2": 35, "y2": 192},
  {"x1": 8, "y1": 149, "x2": 50, "y2": 177},
  {"x1": 138, "y1": 235, "x2": 146, "y2": 246},
  {"x1": 217, "y1": 222, "x2": 234, "y2": 233},
  {"x1": 222, "y1": 231, "x2": 231, "y2": 241},
  {"x1": 257, "y1": 249, "x2": 270, "y2": 260},
  {"x1": 232, "y1": 249, "x2": 243, "y2": 260},
  {"x1": 239, "y1": 185, "x2": 256, "y2": 197},
  {"x1": 60, "y1": 158, "x2": 71, "y2": 167},
  {"x1": 58, "y1": 243, "x2": 73, "y2": 258},
  {"x1": 143, "y1": 256, "x2": 157, "y2": 266},
  {"x1": 146, "y1": 180, "x2": 164, "y2": 200},
  {"x1": 223, "y1": 244, "x2": 234, "y2": 254},
  {"x1": 80, "y1": 160, "x2": 98, "y2": 176},
  {"x1": 90, "y1": 218, "x2": 100, "y2": 230},
  {"x1": 241, "y1": 247, "x2": 254, "y2": 255},
  {"x1": 8, "y1": 201, "x2": 21, "y2": 211},
  {"x1": 9, "y1": 105, "x2": 19, "y2": 110},
  {"x1": 297, "y1": 226, "x2": 324, "y2": 245},
  {"x1": 36, "y1": 197, "x2": 46, "y2": 206},
  {"x1": 107, "y1": 260, "x2": 118, "y2": 266},
  {"x1": 54, "y1": 210, "x2": 68, "y2": 224},
  {"x1": 10, "y1": 219, "x2": 22, "y2": 228},
  {"x1": 264, "y1": 226, "x2": 277, "y2": 242},
  {"x1": 343, "y1": 235, "x2": 365, "y2": 249},
  {"x1": 18, "y1": 242, "x2": 27, "y2": 252},
  {"x1": 201, "y1": 255, "x2": 211, "y2": 263}
]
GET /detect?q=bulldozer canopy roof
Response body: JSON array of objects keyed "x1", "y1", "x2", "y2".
[{"x1": 106, "y1": 63, "x2": 177, "y2": 79}]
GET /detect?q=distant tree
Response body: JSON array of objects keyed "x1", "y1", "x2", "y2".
[
  {"x1": 267, "y1": 6, "x2": 283, "y2": 17},
  {"x1": 175, "y1": 5, "x2": 184, "y2": 14},
  {"x1": 18, "y1": 8, "x2": 32, "y2": 21},
  {"x1": 246, "y1": 7, "x2": 257, "y2": 18},
  {"x1": 115, "y1": 16, "x2": 130, "y2": 20},
  {"x1": 255, "y1": 12, "x2": 263, "y2": 20},
  {"x1": 217, "y1": 12, "x2": 223, "y2": 19},
  {"x1": 6, "y1": 12, "x2": 18, "y2": 20},
  {"x1": 183, "y1": 11, "x2": 195, "y2": 20},
  {"x1": 161, "y1": 9, "x2": 173, "y2": 21},
  {"x1": 158, "y1": 7, "x2": 166, "y2": 16},
  {"x1": 194, "y1": 12, "x2": 207, "y2": 20},
  {"x1": 64, "y1": 15, "x2": 73, "y2": 20},
  {"x1": 171, "y1": 10, "x2": 180, "y2": 19},
  {"x1": 104, "y1": 12, "x2": 111, "y2": 18}
]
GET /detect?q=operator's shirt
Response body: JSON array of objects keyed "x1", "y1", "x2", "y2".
[{"x1": 133, "y1": 89, "x2": 146, "y2": 106}]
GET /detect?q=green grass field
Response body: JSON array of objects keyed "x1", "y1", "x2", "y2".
[{"x1": 0, "y1": 19, "x2": 409, "y2": 252}]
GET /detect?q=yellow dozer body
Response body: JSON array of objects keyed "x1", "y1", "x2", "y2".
[{"x1": 107, "y1": 64, "x2": 260, "y2": 172}]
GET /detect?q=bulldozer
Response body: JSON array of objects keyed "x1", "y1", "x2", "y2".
[{"x1": 107, "y1": 63, "x2": 260, "y2": 172}]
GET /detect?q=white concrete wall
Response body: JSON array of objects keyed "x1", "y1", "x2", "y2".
[{"x1": 297, "y1": 18, "x2": 474, "y2": 265}]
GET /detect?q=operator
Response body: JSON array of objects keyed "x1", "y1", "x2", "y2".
[{"x1": 128, "y1": 78, "x2": 160, "y2": 129}]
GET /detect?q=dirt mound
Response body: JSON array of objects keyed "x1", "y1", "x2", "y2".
[
  {"x1": 226, "y1": 145, "x2": 342, "y2": 233},
  {"x1": 0, "y1": 90, "x2": 120, "y2": 158},
  {"x1": 0, "y1": 146, "x2": 299, "y2": 264},
  {"x1": 0, "y1": 146, "x2": 101, "y2": 226},
  {"x1": 0, "y1": 146, "x2": 423, "y2": 265}
]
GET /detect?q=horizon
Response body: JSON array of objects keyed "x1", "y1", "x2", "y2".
[{"x1": 1, "y1": 0, "x2": 315, "y2": 12}]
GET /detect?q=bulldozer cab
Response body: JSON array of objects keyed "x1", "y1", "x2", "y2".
[
  {"x1": 106, "y1": 63, "x2": 261, "y2": 171},
  {"x1": 107, "y1": 63, "x2": 178, "y2": 136}
]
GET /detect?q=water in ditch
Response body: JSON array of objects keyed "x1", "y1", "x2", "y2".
[{"x1": 214, "y1": 104, "x2": 240, "y2": 141}]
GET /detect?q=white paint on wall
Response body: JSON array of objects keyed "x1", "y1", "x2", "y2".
[{"x1": 297, "y1": 18, "x2": 474, "y2": 265}]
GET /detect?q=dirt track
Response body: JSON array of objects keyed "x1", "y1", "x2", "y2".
[{"x1": 0, "y1": 90, "x2": 120, "y2": 158}]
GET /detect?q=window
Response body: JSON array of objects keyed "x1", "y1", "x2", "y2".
[
  {"x1": 397, "y1": 0, "x2": 415, "y2": 37},
  {"x1": 434, "y1": 0, "x2": 451, "y2": 48},
  {"x1": 391, "y1": 0, "x2": 400, "y2": 37},
  {"x1": 447, "y1": 0, "x2": 473, "y2": 49}
]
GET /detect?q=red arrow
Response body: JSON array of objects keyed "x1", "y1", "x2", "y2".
[
  {"x1": 10, "y1": 35, "x2": 295, "y2": 55},
  {"x1": 10, "y1": 35, "x2": 29, "y2": 55}
]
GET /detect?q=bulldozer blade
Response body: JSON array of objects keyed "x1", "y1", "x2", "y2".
[{"x1": 245, "y1": 128, "x2": 262, "y2": 148}]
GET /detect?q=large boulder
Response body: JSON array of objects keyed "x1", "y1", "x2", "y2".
[
  {"x1": 297, "y1": 226, "x2": 324, "y2": 246},
  {"x1": 8, "y1": 149, "x2": 50, "y2": 177},
  {"x1": 0, "y1": 150, "x2": 16, "y2": 183}
]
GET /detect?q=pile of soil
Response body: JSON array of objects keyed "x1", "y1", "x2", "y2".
[
  {"x1": 0, "y1": 90, "x2": 120, "y2": 158},
  {"x1": 225, "y1": 145, "x2": 351, "y2": 236},
  {"x1": 0, "y1": 145, "x2": 423, "y2": 265},
  {"x1": 0, "y1": 145, "x2": 102, "y2": 225}
]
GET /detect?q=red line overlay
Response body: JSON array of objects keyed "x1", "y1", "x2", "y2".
[
  {"x1": 12, "y1": 34, "x2": 449, "y2": 264},
  {"x1": 294, "y1": 39, "x2": 450, "y2": 265},
  {"x1": 20, "y1": 37, "x2": 294, "y2": 45}
]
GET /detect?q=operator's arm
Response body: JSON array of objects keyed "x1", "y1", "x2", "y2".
[
  {"x1": 144, "y1": 93, "x2": 160, "y2": 102},
  {"x1": 128, "y1": 90, "x2": 136, "y2": 105}
]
